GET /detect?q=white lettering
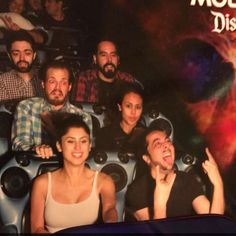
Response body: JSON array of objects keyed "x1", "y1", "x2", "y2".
[
  {"x1": 230, "y1": 17, "x2": 236, "y2": 31},
  {"x1": 212, "y1": 11, "x2": 225, "y2": 33},
  {"x1": 190, "y1": 0, "x2": 212, "y2": 6},
  {"x1": 190, "y1": 0, "x2": 236, "y2": 7},
  {"x1": 212, "y1": 0, "x2": 228, "y2": 8},
  {"x1": 228, "y1": 0, "x2": 236, "y2": 7},
  {"x1": 211, "y1": 11, "x2": 236, "y2": 33}
]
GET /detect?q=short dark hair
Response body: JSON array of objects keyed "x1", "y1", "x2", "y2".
[
  {"x1": 6, "y1": 30, "x2": 36, "y2": 53},
  {"x1": 95, "y1": 38, "x2": 119, "y2": 55},
  {"x1": 142, "y1": 119, "x2": 173, "y2": 155},
  {"x1": 55, "y1": 0, "x2": 64, "y2": 4},
  {"x1": 117, "y1": 83, "x2": 145, "y2": 106},
  {"x1": 52, "y1": 112, "x2": 91, "y2": 143},
  {"x1": 40, "y1": 60, "x2": 73, "y2": 84}
]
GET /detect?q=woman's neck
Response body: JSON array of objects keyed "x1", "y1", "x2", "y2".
[
  {"x1": 120, "y1": 121, "x2": 136, "y2": 134},
  {"x1": 60, "y1": 165, "x2": 87, "y2": 186}
]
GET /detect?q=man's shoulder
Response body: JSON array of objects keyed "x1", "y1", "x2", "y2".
[
  {"x1": 77, "y1": 69, "x2": 98, "y2": 82},
  {"x1": 175, "y1": 170, "x2": 201, "y2": 186},
  {"x1": 0, "y1": 70, "x2": 16, "y2": 80},
  {"x1": 116, "y1": 70, "x2": 136, "y2": 82},
  {"x1": 18, "y1": 97, "x2": 44, "y2": 108},
  {"x1": 128, "y1": 173, "x2": 153, "y2": 192},
  {"x1": 66, "y1": 102, "x2": 82, "y2": 112},
  {"x1": 65, "y1": 102, "x2": 91, "y2": 116},
  {"x1": 175, "y1": 170, "x2": 192, "y2": 180}
]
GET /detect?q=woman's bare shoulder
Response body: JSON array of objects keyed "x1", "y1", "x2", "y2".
[{"x1": 97, "y1": 172, "x2": 114, "y2": 187}]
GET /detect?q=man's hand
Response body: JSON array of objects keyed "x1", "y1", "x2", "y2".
[
  {"x1": 154, "y1": 165, "x2": 176, "y2": 206},
  {"x1": 35, "y1": 144, "x2": 54, "y2": 159},
  {"x1": 0, "y1": 16, "x2": 20, "y2": 31},
  {"x1": 202, "y1": 147, "x2": 223, "y2": 188}
]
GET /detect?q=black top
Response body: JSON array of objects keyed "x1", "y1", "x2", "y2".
[
  {"x1": 97, "y1": 79, "x2": 136, "y2": 110},
  {"x1": 95, "y1": 120, "x2": 145, "y2": 153},
  {"x1": 97, "y1": 79, "x2": 116, "y2": 109},
  {"x1": 41, "y1": 12, "x2": 85, "y2": 56},
  {"x1": 125, "y1": 171, "x2": 204, "y2": 220}
]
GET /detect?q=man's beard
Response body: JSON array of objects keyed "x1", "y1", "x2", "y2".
[
  {"x1": 45, "y1": 90, "x2": 68, "y2": 107},
  {"x1": 12, "y1": 60, "x2": 33, "y2": 73},
  {"x1": 99, "y1": 63, "x2": 118, "y2": 79}
]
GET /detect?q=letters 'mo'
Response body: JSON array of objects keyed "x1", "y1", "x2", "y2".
[{"x1": 190, "y1": 0, "x2": 236, "y2": 8}]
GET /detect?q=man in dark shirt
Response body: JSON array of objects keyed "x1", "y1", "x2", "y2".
[
  {"x1": 125, "y1": 122, "x2": 225, "y2": 221},
  {"x1": 42, "y1": 0, "x2": 83, "y2": 58},
  {"x1": 71, "y1": 40, "x2": 143, "y2": 108}
]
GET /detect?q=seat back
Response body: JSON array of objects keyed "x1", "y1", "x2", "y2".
[
  {"x1": 86, "y1": 150, "x2": 137, "y2": 222},
  {"x1": 140, "y1": 111, "x2": 174, "y2": 141},
  {"x1": 0, "y1": 152, "x2": 59, "y2": 234}
]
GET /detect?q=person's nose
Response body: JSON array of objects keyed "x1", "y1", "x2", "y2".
[
  {"x1": 107, "y1": 54, "x2": 112, "y2": 63},
  {"x1": 19, "y1": 53, "x2": 25, "y2": 61},
  {"x1": 74, "y1": 141, "x2": 81, "y2": 150},
  {"x1": 131, "y1": 107, "x2": 136, "y2": 115},
  {"x1": 55, "y1": 81, "x2": 61, "y2": 90},
  {"x1": 162, "y1": 141, "x2": 170, "y2": 150}
]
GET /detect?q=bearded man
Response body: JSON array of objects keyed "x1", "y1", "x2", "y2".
[
  {"x1": 71, "y1": 39, "x2": 143, "y2": 108},
  {"x1": 11, "y1": 60, "x2": 92, "y2": 158},
  {"x1": 0, "y1": 30, "x2": 43, "y2": 103}
]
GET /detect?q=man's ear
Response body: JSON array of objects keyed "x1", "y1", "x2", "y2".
[
  {"x1": 117, "y1": 103, "x2": 121, "y2": 111},
  {"x1": 7, "y1": 52, "x2": 11, "y2": 60},
  {"x1": 41, "y1": 81, "x2": 45, "y2": 89},
  {"x1": 142, "y1": 154, "x2": 150, "y2": 165},
  {"x1": 56, "y1": 141, "x2": 62, "y2": 152},
  {"x1": 93, "y1": 54, "x2": 97, "y2": 65},
  {"x1": 68, "y1": 83, "x2": 72, "y2": 92},
  {"x1": 33, "y1": 51, "x2": 36, "y2": 61}
]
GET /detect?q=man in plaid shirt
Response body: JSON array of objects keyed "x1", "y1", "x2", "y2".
[
  {"x1": 0, "y1": 30, "x2": 43, "y2": 104},
  {"x1": 71, "y1": 40, "x2": 143, "y2": 108},
  {"x1": 11, "y1": 60, "x2": 92, "y2": 159}
]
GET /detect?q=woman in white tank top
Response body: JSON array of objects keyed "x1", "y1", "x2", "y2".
[{"x1": 30, "y1": 113, "x2": 118, "y2": 233}]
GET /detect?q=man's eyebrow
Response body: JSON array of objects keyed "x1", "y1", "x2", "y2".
[
  {"x1": 11, "y1": 49, "x2": 33, "y2": 52},
  {"x1": 151, "y1": 138, "x2": 161, "y2": 144},
  {"x1": 98, "y1": 50, "x2": 117, "y2": 54}
]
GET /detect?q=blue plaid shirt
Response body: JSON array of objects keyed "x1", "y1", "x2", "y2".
[{"x1": 11, "y1": 97, "x2": 93, "y2": 151}]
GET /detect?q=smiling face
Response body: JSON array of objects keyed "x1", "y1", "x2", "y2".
[
  {"x1": 119, "y1": 92, "x2": 143, "y2": 131},
  {"x1": 56, "y1": 127, "x2": 91, "y2": 166},
  {"x1": 144, "y1": 130, "x2": 175, "y2": 174}
]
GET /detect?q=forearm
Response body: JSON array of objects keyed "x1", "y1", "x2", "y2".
[
  {"x1": 12, "y1": 137, "x2": 32, "y2": 151},
  {"x1": 11, "y1": 127, "x2": 33, "y2": 150},
  {"x1": 28, "y1": 30, "x2": 45, "y2": 44},
  {"x1": 153, "y1": 180, "x2": 168, "y2": 219},
  {"x1": 103, "y1": 207, "x2": 118, "y2": 223},
  {"x1": 11, "y1": 110, "x2": 35, "y2": 151},
  {"x1": 210, "y1": 181, "x2": 225, "y2": 214},
  {"x1": 153, "y1": 202, "x2": 167, "y2": 219},
  {"x1": 32, "y1": 226, "x2": 50, "y2": 234}
]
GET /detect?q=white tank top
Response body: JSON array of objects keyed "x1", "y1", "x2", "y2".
[{"x1": 45, "y1": 171, "x2": 100, "y2": 233}]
